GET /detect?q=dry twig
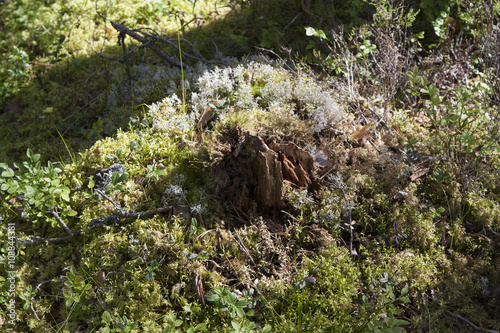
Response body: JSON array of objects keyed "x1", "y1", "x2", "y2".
[
  {"x1": 111, "y1": 21, "x2": 186, "y2": 68},
  {"x1": 17, "y1": 205, "x2": 187, "y2": 244},
  {"x1": 443, "y1": 310, "x2": 498, "y2": 333}
]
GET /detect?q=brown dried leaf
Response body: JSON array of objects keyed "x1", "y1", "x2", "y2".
[
  {"x1": 351, "y1": 123, "x2": 371, "y2": 141},
  {"x1": 410, "y1": 166, "x2": 429, "y2": 182},
  {"x1": 96, "y1": 270, "x2": 106, "y2": 285},
  {"x1": 196, "y1": 101, "x2": 218, "y2": 129}
]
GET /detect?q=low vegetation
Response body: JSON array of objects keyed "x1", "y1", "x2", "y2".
[{"x1": 1, "y1": 0, "x2": 499, "y2": 332}]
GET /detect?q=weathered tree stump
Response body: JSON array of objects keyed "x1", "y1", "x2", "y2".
[{"x1": 212, "y1": 132, "x2": 322, "y2": 214}]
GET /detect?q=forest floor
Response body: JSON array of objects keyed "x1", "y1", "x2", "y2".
[{"x1": 0, "y1": 0, "x2": 499, "y2": 332}]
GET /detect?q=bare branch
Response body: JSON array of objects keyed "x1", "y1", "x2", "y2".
[
  {"x1": 86, "y1": 205, "x2": 182, "y2": 228},
  {"x1": 443, "y1": 311, "x2": 499, "y2": 333},
  {"x1": 111, "y1": 21, "x2": 188, "y2": 69},
  {"x1": 95, "y1": 189, "x2": 123, "y2": 214},
  {"x1": 50, "y1": 209, "x2": 74, "y2": 236},
  {"x1": 17, "y1": 205, "x2": 188, "y2": 244}
]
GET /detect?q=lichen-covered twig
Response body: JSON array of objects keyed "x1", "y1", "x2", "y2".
[{"x1": 18, "y1": 233, "x2": 79, "y2": 245}]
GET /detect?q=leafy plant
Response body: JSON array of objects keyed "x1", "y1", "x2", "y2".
[
  {"x1": 19, "y1": 285, "x2": 37, "y2": 311},
  {"x1": 357, "y1": 273, "x2": 411, "y2": 332},
  {"x1": 105, "y1": 172, "x2": 129, "y2": 194},
  {"x1": 145, "y1": 260, "x2": 160, "y2": 282},
  {"x1": 0, "y1": 46, "x2": 30, "y2": 101},
  {"x1": 146, "y1": 164, "x2": 164, "y2": 181},
  {"x1": 115, "y1": 316, "x2": 139, "y2": 333},
  {"x1": 188, "y1": 217, "x2": 205, "y2": 237},
  {"x1": 205, "y1": 286, "x2": 254, "y2": 319},
  {"x1": 205, "y1": 286, "x2": 270, "y2": 332},
  {"x1": 102, "y1": 311, "x2": 139, "y2": 333},
  {"x1": 161, "y1": 311, "x2": 207, "y2": 333},
  {"x1": 63, "y1": 267, "x2": 92, "y2": 307},
  {"x1": 46, "y1": 33, "x2": 68, "y2": 64},
  {"x1": 0, "y1": 148, "x2": 75, "y2": 225},
  {"x1": 408, "y1": 67, "x2": 499, "y2": 166},
  {"x1": 106, "y1": 149, "x2": 125, "y2": 163}
]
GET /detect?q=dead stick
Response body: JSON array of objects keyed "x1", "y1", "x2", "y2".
[
  {"x1": 111, "y1": 21, "x2": 188, "y2": 69},
  {"x1": 444, "y1": 311, "x2": 498, "y2": 333},
  {"x1": 50, "y1": 209, "x2": 74, "y2": 236},
  {"x1": 17, "y1": 205, "x2": 185, "y2": 244},
  {"x1": 95, "y1": 189, "x2": 123, "y2": 214},
  {"x1": 86, "y1": 205, "x2": 179, "y2": 228}
]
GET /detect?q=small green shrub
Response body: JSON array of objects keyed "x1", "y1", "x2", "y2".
[{"x1": 0, "y1": 148, "x2": 75, "y2": 226}]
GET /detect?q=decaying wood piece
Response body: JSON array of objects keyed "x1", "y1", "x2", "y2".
[
  {"x1": 255, "y1": 139, "x2": 284, "y2": 209},
  {"x1": 269, "y1": 142, "x2": 314, "y2": 173},
  {"x1": 213, "y1": 133, "x2": 329, "y2": 214},
  {"x1": 213, "y1": 132, "x2": 284, "y2": 211},
  {"x1": 193, "y1": 271, "x2": 205, "y2": 307},
  {"x1": 269, "y1": 141, "x2": 322, "y2": 191}
]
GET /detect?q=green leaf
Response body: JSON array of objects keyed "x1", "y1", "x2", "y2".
[
  {"x1": 60, "y1": 186, "x2": 71, "y2": 201},
  {"x1": 24, "y1": 185, "x2": 36, "y2": 197},
  {"x1": 195, "y1": 323, "x2": 207, "y2": 330},
  {"x1": 231, "y1": 320, "x2": 241, "y2": 330},
  {"x1": 130, "y1": 141, "x2": 137, "y2": 151},
  {"x1": 305, "y1": 27, "x2": 326, "y2": 39},
  {"x1": 1, "y1": 167, "x2": 15, "y2": 178},
  {"x1": 102, "y1": 310, "x2": 112, "y2": 324},
  {"x1": 235, "y1": 300, "x2": 248, "y2": 308},
  {"x1": 391, "y1": 318, "x2": 410, "y2": 326},
  {"x1": 428, "y1": 84, "x2": 437, "y2": 97},
  {"x1": 111, "y1": 172, "x2": 120, "y2": 184},
  {"x1": 262, "y1": 324, "x2": 272, "y2": 333},
  {"x1": 236, "y1": 307, "x2": 245, "y2": 318},
  {"x1": 65, "y1": 209, "x2": 78, "y2": 217},
  {"x1": 173, "y1": 319, "x2": 183, "y2": 327},
  {"x1": 205, "y1": 294, "x2": 219, "y2": 302},
  {"x1": 145, "y1": 270, "x2": 154, "y2": 281}
]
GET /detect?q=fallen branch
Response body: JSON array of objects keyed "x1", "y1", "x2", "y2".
[
  {"x1": 95, "y1": 189, "x2": 123, "y2": 214},
  {"x1": 50, "y1": 209, "x2": 74, "y2": 236},
  {"x1": 18, "y1": 233, "x2": 79, "y2": 245},
  {"x1": 443, "y1": 310, "x2": 499, "y2": 333},
  {"x1": 17, "y1": 205, "x2": 188, "y2": 244},
  {"x1": 111, "y1": 21, "x2": 187, "y2": 69},
  {"x1": 86, "y1": 205, "x2": 179, "y2": 228}
]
